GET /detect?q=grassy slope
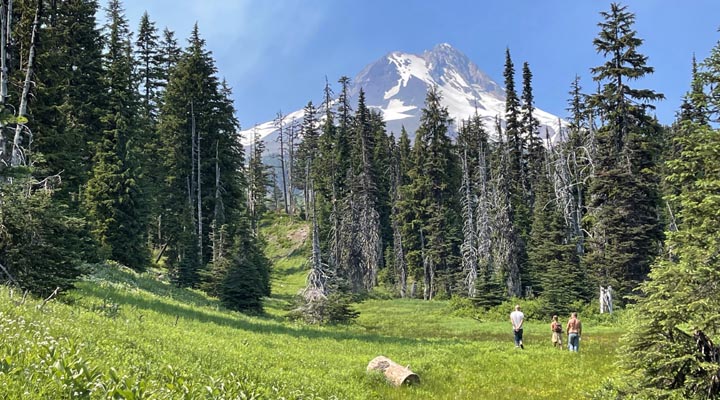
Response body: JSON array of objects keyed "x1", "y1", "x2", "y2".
[{"x1": 0, "y1": 214, "x2": 620, "y2": 399}]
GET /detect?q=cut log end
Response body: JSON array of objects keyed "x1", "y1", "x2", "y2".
[{"x1": 367, "y1": 356, "x2": 420, "y2": 386}]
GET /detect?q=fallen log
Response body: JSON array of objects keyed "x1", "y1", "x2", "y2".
[{"x1": 367, "y1": 356, "x2": 420, "y2": 386}]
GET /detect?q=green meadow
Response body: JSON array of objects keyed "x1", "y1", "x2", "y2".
[{"x1": 0, "y1": 215, "x2": 622, "y2": 399}]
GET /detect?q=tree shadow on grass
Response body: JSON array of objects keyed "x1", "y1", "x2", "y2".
[
  {"x1": 78, "y1": 281, "x2": 468, "y2": 348},
  {"x1": 272, "y1": 264, "x2": 306, "y2": 278}
]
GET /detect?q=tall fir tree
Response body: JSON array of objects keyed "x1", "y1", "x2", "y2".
[
  {"x1": 247, "y1": 130, "x2": 270, "y2": 233},
  {"x1": 135, "y1": 11, "x2": 162, "y2": 120},
  {"x1": 294, "y1": 101, "x2": 319, "y2": 217},
  {"x1": 502, "y1": 48, "x2": 530, "y2": 296},
  {"x1": 585, "y1": 3, "x2": 665, "y2": 297},
  {"x1": 84, "y1": 0, "x2": 148, "y2": 270},
  {"x1": 489, "y1": 120, "x2": 522, "y2": 297},
  {"x1": 520, "y1": 61, "x2": 543, "y2": 204},
  {"x1": 134, "y1": 11, "x2": 165, "y2": 249},
  {"x1": 336, "y1": 89, "x2": 382, "y2": 292},
  {"x1": 157, "y1": 24, "x2": 221, "y2": 286},
  {"x1": 401, "y1": 86, "x2": 460, "y2": 299},
  {"x1": 26, "y1": 0, "x2": 106, "y2": 207}
]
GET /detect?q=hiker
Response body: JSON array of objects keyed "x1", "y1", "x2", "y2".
[
  {"x1": 550, "y1": 315, "x2": 563, "y2": 348},
  {"x1": 566, "y1": 312, "x2": 582, "y2": 352},
  {"x1": 510, "y1": 305, "x2": 524, "y2": 349}
]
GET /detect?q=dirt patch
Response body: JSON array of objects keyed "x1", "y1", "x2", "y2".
[{"x1": 287, "y1": 225, "x2": 309, "y2": 245}]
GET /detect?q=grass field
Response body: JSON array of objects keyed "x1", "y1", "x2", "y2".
[{"x1": 0, "y1": 215, "x2": 621, "y2": 399}]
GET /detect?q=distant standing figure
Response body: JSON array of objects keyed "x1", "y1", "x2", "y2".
[
  {"x1": 566, "y1": 312, "x2": 582, "y2": 352},
  {"x1": 550, "y1": 315, "x2": 563, "y2": 348},
  {"x1": 510, "y1": 305, "x2": 525, "y2": 349}
]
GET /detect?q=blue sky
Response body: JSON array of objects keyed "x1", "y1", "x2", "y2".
[{"x1": 122, "y1": 1, "x2": 720, "y2": 128}]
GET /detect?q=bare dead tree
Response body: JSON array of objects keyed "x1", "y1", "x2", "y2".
[
  {"x1": 10, "y1": 0, "x2": 39, "y2": 167},
  {"x1": 548, "y1": 118, "x2": 595, "y2": 257},
  {"x1": 460, "y1": 148, "x2": 479, "y2": 297},
  {"x1": 274, "y1": 111, "x2": 289, "y2": 214},
  {"x1": 357, "y1": 191, "x2": 381, "y2": 291},
  {"x1": 286, "y1": 117, "x2": 298, "y2": 215},
  {"x1": 0, "y1": 260, "x2": 18, "y2": 287},
  {"x1": 420, "y1": 227, "x2": 434, "y2": 300},
  {"x1": 475, "y1": 142, "x2": 492, "y2": 291},
  {"x1": 211, "y1": 140, "x2": 226, "y2": 264},
  {"x1": 489, "y1": 134, "x2": 521, "y2": 297},
  {"x1": 390, "y1": 160, "x2": 407, "y2": 298},
  {"x1": 0, "y1": 0, "x2": 12, "y2": 164},
  {"x1": 191, "y1": 101, "x2": 202, "y2": 266},
  {"x1": 303, "y1": 176, "x2": 328, "y2": 299},
  {"x1": 37, "y1": 286, "x2": 60, "y2": 310}
]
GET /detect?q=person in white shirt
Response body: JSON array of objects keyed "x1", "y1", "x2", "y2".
[{"x1": 510, "y1": 305, "x2": 525, "y2": 349}]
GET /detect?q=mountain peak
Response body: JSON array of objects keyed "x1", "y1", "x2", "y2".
[
  {"x1": 432, "y1": 42, "x2": 456, "y2": 52},
  {"x1": 240, "y1": 44, "x2": 563, "y2": 148}
]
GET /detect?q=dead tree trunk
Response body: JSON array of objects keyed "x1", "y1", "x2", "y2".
[
  {"x1": 286, "y1": 118, "x2": 296, "y2": 215},
  {"x1": 0, "y1": 0, "x2": 11, "y2": 164},
  {"x1": 460, "y1": 149, "x2": 478, "y2": 297},
  {"x1": 390, "y1": 163, "x2": 407, "y2": 297},
  {"x1": 191, "y1": 101, "x2": 202, "y2": 266},
  {"x1": 10, "y1": 0, "x2": 38, "y2": 167},
  {"x1": 367, "y1": 356, "x2": 419, "y2": 386},
  {"x1": 275, "y1": 111, "x2": 289, "y2": 214}
]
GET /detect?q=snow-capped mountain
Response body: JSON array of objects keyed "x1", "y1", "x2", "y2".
[{"x1": 240, "y1": 43, "x2": 562, "y2": 149}]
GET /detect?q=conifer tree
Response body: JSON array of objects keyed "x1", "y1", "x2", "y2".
[
  {"x1": 389, "y1": 136, "x2": 408, "y2": 297},
  {"x1": 26, "y1": 0, "x2": 105, "y2": 206},
  {"x1": 585, "y1": 3, "x2": 664, "y2": 296},
  {"x1": 457, "y1": 112, "x2": 491, "y2": 297},
  {"x1": 297, "y1": 101, "x2": 319, "y2": 216},
  {"x1": 157, "y1": 27, "x2": 181, "y2": 94},
  {"x1": 503, "y1": 48, "x2": 523, "y2": 193},
  {"x1": 247, "y1": 130, "x2": 270, "y2": 233},
  {"x1": 135, "y1": 12, "x2": 162, "y2": 120},
  {"x1": 314, "y1": 79, "x2": 339, "y2": 267},
  {"x1": 370, "y1": 109, "x2": 394, "y2": 263},
  {"x1": 158, "y1": 24, "x2": 221, "y2": 286},
  {"x1": 0, "y1": 176, "x2": 94, "y2": 296},
  {"x1": 520, "y1": 62, "x2": 543, "y2": 202},
  {"x1": 489, "y1": 119, "x2": 522, "y2": 297},
  {"x1": 157, "y1": 25, "x2": 265, "y2": 308},
  {"x1": 85, "y1": 0, "x2": 148, "y2": 270},
  {"x1": 618, "y1": 119, "x2": 720, "y2": 398},
  {"x1": 337, "y1": 90, "x2": 381, "y2": 292},
  {"x1": 401, "y1": 86, "x2": 460, "y2": 299},
  {"x1": 527, "y1": 152, "x2": 584, "y2": 309},
  {"x1": 502, "y1": 49, "x2": 530, "y2": 296},
  {"x1": 0, "y1": 1, "x2": 99, "y2": 295},
  {"x1": 334, "y1": 76, "x2": 353, "y2": 197},
  {"x1": 679, "y1": 56, "x2": 709, "y2": 126}
]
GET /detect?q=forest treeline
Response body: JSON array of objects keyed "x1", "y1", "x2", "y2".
[
  {"x1": 0, "y1": 0, "x2": 269, "y2": 311},
  {"x1": 0, "y1": 1, "x2": 719, "y2": 396},
  {"x1": 268, "y1": 5, "x2": 720, "y2": 396},
  {"x1": 284, "y1": 5, "x2": 665, "y2": 313}
]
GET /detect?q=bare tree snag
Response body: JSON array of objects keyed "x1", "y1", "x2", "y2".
[
  {"x1": 37, "y1": 286, "x2": 60, "y2": 310},
  {"x1": 367, "y1": 356, "x2": 419, "y2": 386},
  {"x1": 0, "y1": 260, "x2": 18, "y2": 286},
  {"x1": 11, "y1": 0, "x2": 39, "y2": 167},
  {"x1": 0, "y1": 0, "x2": 11, "y2": 163}
]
